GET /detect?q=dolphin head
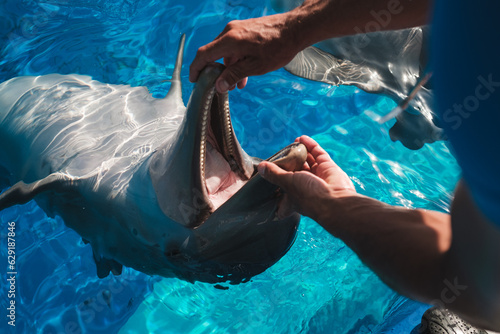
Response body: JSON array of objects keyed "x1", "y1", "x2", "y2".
[{"x1": 149, "y1": 63, "x2": 307, "y2": 283}]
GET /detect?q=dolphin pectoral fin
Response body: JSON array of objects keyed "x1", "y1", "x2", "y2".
[
  {"x1": 92, "y1": 251, "x2": 123, "y2": 278},
  {"x1": 285, "y1": 46, "x2": 379, "y2": 92},
  {"x1": 0, "y1": 173, "x2": 76, "y2": 211}
]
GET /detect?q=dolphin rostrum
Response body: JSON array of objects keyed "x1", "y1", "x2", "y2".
[{"x1": 0, "y1": 35, "x2": 307, "y2": 284}]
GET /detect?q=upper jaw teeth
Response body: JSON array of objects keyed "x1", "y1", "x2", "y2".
[{"x1": 200, "y1": 88, "x2": 215, "y2": 184}]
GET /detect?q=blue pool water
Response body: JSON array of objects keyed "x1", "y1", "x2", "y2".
[{"x1": 0, "y1": 0, "x2": 461, "y2": 333}]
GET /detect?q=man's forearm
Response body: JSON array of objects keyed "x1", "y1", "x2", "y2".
[
  {"x1": 315, "y1": 193, "x2": 451, "y2": 303},
  {"x1": 285, "y1": 0, "x2": 432, "y2": 50},
  {"x1": 315, "y1": 188, "x2": 500, "y2": 330}
]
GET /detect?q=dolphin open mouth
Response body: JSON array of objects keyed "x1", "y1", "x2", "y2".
[
  {"x1": 150, "y1": 63, "x2": 306, "y2": 229},
  {"x1": 190, "y1": 65, "x2": 307, "y2": 229},
  {"x1": 198, "y1": 85, "x2": 255, "y2": 212}
]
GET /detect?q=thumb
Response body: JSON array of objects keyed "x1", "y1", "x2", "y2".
[
  {"x1": 258, "y1": 161, "x2": 294, "y2": 191},
  {"x1": 216, "y1": 61, "x2": 248, "y2": 93}
]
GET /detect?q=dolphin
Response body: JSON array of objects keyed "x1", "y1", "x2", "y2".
[
  {"x1": 0, "y1": 35, "x2": 307, "y2": 284},
  {"x1": 270, "y1": 0, "x2": 444, "y2": 149}
]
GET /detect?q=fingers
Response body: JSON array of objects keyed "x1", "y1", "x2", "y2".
[
  {"x1": 190, "y1": 20, "x2": 249, "y2": 84},
  {"x1": 306, "y1": 152, "x2": 316, "y2": 169},
  {"x1": 257, "y1": 161, "x2": 294, "y2": 191},
  {"x1": 301, "y1": 160, "x2": 311, "y2": 172},
  {"x1": 215, "y1": 60, "x2": 252, "y2": 93},
  {"x1": 299, "y1": 135, "x2": 337, "y2": 166},
  {"x1": 236, "y1": 77, "x2": 248, "y2": 89},
  {"x1": 222, "y1": 56, "x2": 249, "y2": 91},
  {"x1": 296, "y1": 136, "x2": 354, "y2": 188},
  {"x1": 189, "y1": 39, "x2": 233, "y2": 83},
  {"x1": 299, "y1": 136, "x2": 327, "y2": 159},
  {"x1": 191, "y1": 41, "x2": 250, "y2": 92}
]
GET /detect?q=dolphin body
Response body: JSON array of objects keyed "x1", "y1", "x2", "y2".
[
  {"x1": 0, "y1": 35, "x2": 306, "y2": 284},
  {"x1": 271, "y1": 0, "x2": 444, "y2": 149}
]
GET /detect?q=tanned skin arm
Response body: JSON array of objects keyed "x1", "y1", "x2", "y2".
[
  {"x1": 258, "y1": 136, "x2": 500, "y2": 330},
  {"x1": 289, "y1": 0, "x2": 431, "y2": 47},
  {"x1": 190, "y1": 0, "x2": 432, "y2": 92}
]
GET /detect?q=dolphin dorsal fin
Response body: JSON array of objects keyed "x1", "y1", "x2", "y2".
[{"x1": 165, "y1": 34, "x2": 186, "y2": 104}]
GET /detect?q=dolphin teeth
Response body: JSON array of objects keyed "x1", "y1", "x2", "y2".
[{"x1": 199, "y1": 90, "x2": 214, "y2": 192}]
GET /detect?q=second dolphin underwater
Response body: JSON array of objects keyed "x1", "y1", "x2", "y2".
[
  {"x1": 0, "y1": 35, "x2": 308, "y2": 284},
  {"x1": 271, "y1": 0, "x2": 444, "y2": 150}
]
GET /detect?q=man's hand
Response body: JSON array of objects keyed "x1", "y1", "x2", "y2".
[
  {"x1": 189, "y1": 14, "x2": 302, "y2": 93},
  {"x1": 189, "y1": 0, "x2": 431, "y2": 94},
  {"x1": 258, "y1": 135, "x2": 357, "y2": 221}
]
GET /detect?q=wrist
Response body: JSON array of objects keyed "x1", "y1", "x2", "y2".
[
  {"x1": 282, "y1": 1, "x2": 327, "y2": 52},
  {"x1": 285, "y1": 0, "x2": 341, "y2": 50},
  {"x1": 313, "y1": 188, "x2": 361, "y2": 229}
]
